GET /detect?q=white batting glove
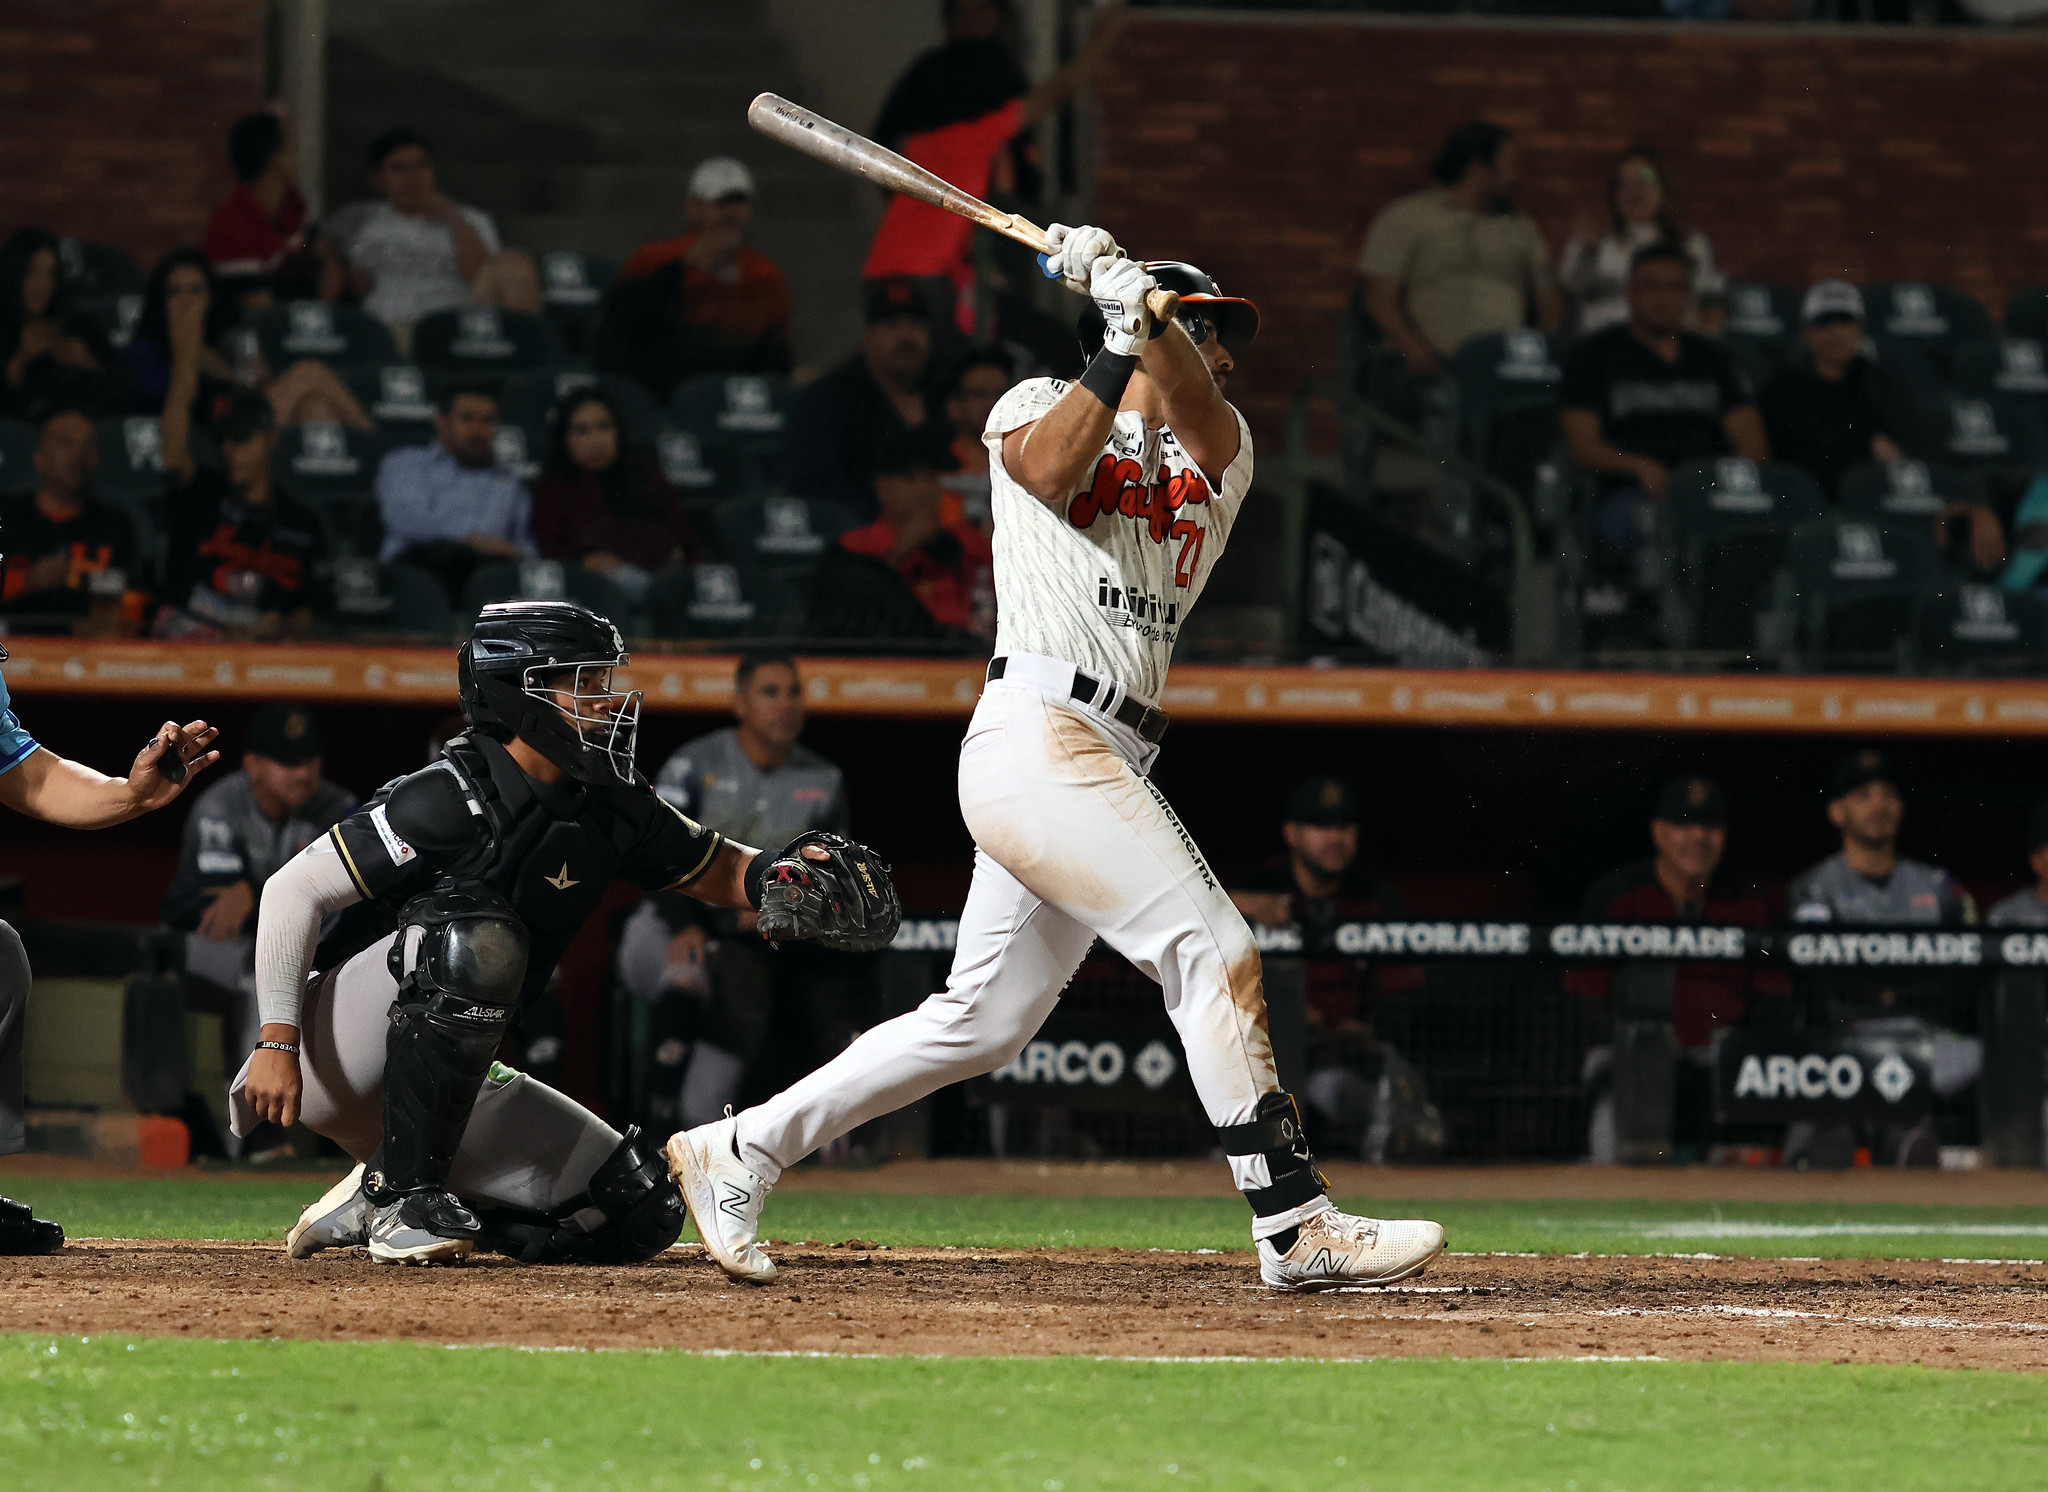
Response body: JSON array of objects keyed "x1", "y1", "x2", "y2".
[
  {"x1": 1091, "y1": 255, "x2": 1158, "y2": 356},
  {"x1": 1044, "y1": 222, "x2": 1121, "y2": 297}
]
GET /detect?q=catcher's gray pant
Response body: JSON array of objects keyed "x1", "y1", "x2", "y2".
[
  {"x1": 226, "y1": 933, "x2": 617, "y2": 1213},
  {"x1": 0, "y1": 920, "x2": 29, "y2": 1155},
  {"x1": 734, "y1": 676, "x2": 1285, "y2": 1219}
]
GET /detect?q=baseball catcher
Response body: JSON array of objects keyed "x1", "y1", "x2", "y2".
[{"x1": 237, "y1": 601, "x2": 897, "y2": 1264}]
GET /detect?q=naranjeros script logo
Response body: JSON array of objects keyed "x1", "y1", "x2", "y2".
[{"x1": 1070, "y1": 453, "x2": 1213, "y2": 590}]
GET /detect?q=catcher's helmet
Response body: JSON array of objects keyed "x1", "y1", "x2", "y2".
[
  {"x1": 458, "y1": 600, "x2": 642, "y2": 787},
  {"x1": 1075, "y1": 260, "x2": 1260, "y2": 366}
]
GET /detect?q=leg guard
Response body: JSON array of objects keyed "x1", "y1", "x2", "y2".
[
  {"x1": 364, "y1": 887, "x2": 528, "y2": 1207},
  {"x1": 1217, "y1": 1091, "x2": 1330, "y2": 1244},
  {"x1": 474, "y1": 1126, "x2": 687, "y2": 1264}
]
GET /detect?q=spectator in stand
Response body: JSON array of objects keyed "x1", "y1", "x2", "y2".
[
  {"x1": 375, "y1": 380, "x2": 533, "y2": 601},
  {"x1": 1562, "y1": 241, "x2": 1767, "y2": 634},
  {"x1": 1786, "y1": 749, "x2": 1978, "y2": 1168},
  {"x1": 201, "y1": 111, "x2": 308, "y2": 302},
  {"x1": 1225, "y1": 775, "x2": 1439, "y2": 1162},
  {"x1": 1563, "y1": 776, "x2": 1779, "y2": 1165},
  {"x1": 0, "y1": 408, "x2": 136, "y2": 623},
  {"x1": 1357, "y1": 122, "x2": 1560, "y2": 383},
  {"x1": 1987, "y1": 801, "x2": 2048, "y2": 927},
  {"x1": 161, "y1": 701, "x2": 355, "y2": 1160},
  {"x1": 833, "y1": 425, "x2": 994, "y2": 636},
  {"x1": 328, "y1": 129, "x2": 540, "y2": 346},
  {"x1": 939, "y1": 348, "x2": 1013, "y2": 530},
  {"x1": 0, "y1": 228, "x2": 121, "y2": 422},
  {"x1": 161, "y1": 387, "x2": 329, "y2": 638},
  {"x1": 1559, "y1": 146, "x2": 1718, "y2": 338},
  {"x1": 530, "y1": 386, "x2": 704, "y2": 602},
  {"x1": 599, "y1": 158, "x2": 791, "y2": 400},
  {"x1": 864, "y1": 0, "x2": 1124, "y2": 340},
  {"x1": 616, "y1": 653, "x2": 850, "y2": 1132},
  {"x1": 786, "y1": 276, "x2": 940, "y2": 516},
  {"x1": 1763, "y1": 280, "x2": 2002, "y2": 571},
  {"x1": 126, "y1": 248, "x2": 370, "y2": 434}
]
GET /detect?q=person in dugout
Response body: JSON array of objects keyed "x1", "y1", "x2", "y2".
[
  {"x1": 1564, "y1": 775, "x2": 1783, "y2": 1165},
  {"x1": 1226, "y1": 774, "x2": 1440, "y2": 1162}
]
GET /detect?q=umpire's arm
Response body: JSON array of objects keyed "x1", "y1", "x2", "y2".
[{"x1": 0, "y1": 720, "x2": 220, "y2": 828}]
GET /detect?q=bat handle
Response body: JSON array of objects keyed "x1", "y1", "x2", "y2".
[{"x1": 1144, "y1": 288, "x2": 1181, "y2": 322}]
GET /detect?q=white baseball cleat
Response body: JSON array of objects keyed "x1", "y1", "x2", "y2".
[
  {"x1": 665, "y1": 1115, "x2": 776, "y2": 1284},
  {"x1": 1258, "y1": 1207, "x2": 1446, "y2": 1292},
  {"x1": 285, "y1": 1163, "x2": 372, "y2": 1259}
]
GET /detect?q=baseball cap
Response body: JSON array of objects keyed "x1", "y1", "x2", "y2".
[
  {"x1": 211, "y1": 387, "x2": 276, "y2": 445},
  {"x1": 246, "y1": 701, "x2": 322, "y2": 765},
  {"x1": 863, "y1": 275, "x2": 928, "y2": 325},
  {"x1": 1284, "y1": 774, "x2": 1359, "y2": 828},
  {"x1": 1653, "y1": 774, "x2": 1727, "y2": 827},
  {"x1": 688, "y1": 156, "x2": 755, "y2": 203},
  {"x1": 1828, "y1": 747, "x2": 1897, "y2": 801},
  {"x1": 1802, "y1": 280, "x2": 1865, "y2": 325}
]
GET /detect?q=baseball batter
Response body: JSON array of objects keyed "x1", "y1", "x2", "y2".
[{"x1": 669, "y1": 226, "x2": 1446, "y2": 1291}]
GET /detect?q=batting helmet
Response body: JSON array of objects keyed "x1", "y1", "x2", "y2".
[{"x1": 1075, "y1": 260, "x2": 1260, "y2": 366}]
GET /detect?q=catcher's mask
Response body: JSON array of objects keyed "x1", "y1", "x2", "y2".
[
  {"x1": 1075, "y1": 259, "x2": 1260, "y2": 367},
  {"x1": 458, "y1": 601, "x2": 643, "y2": 788}
]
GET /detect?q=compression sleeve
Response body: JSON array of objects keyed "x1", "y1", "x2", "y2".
[{"x1": 254, "y1": 835, "x2": 364, "y2": 1030}]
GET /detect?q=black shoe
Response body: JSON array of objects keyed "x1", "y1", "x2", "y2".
[
  {"x1": 366, "y1": 1186, "x2": 481, "y2": 1265},
  {"x1": 0, "y1": 1195, "x2": 64, "y2": 1254}
]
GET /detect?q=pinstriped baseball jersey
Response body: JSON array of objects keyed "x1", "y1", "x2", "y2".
[{"x1": 982, "y1": 377, "x2": 1253, "y2": 702}]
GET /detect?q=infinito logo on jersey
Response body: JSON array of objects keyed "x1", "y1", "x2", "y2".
[{"x1": 1098, "y1": 578, "x2": 1177, "y2": 626}]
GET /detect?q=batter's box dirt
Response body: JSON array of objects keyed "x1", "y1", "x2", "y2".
[{"x1": 6, "y1": 1242, "x2": 2048, "y2": 1369}]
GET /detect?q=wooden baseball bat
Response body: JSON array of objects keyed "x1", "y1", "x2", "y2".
[{"x1": 746, "y1": 91, "x2": 1179, "y2": 322}]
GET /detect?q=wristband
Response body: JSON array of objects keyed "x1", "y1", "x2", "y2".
[
  {"x1": 743, "y1": 849, "x2": 772, "y2": 911},
  {"x1": 1079, "y1": 347, "x2": 1138, "y2": 411},
  {"x1": 256, "y1": 1040, "x2": 299, "y2": 1055}
]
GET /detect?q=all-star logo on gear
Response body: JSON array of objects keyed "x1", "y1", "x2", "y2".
[{"x1": 544, "y1": 862, "x2": 579, "y2": 891}]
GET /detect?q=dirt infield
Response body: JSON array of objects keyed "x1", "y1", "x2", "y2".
[{"x1": 7, "y1": 1241, "x2": 2048, "y2": 1370}]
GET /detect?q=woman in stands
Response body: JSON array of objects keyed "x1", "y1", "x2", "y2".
[
  {"x1": 0, "y1": 227, "x2": 123, "y2": 422},
  {"x1": 127, "y1": 247, "x2": 371, "y2": 433},
  {"x1": 1559, "y1": 146, "x2": 1718, "y2": 338},
  {"x1": 530, "y1": 386, "x2": 705, "y2": 605}
]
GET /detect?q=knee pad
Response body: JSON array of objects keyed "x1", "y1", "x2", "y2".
[
  {"x1": 1217, "y1": 1090, "x2": 1328, "y2": 1219},
  {"x1": 477, "y1": 1127, "x2": 686, "y2": 1265},
  {"x1": 371, "y1": 885, "x2": 529, "y2": 1199}
]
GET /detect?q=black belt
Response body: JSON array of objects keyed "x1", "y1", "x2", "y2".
[{"x1": 986, "y1": 656, "x2": 1170, "y2": 744}]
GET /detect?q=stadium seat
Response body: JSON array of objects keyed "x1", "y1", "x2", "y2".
[
  {"x1": 461, "y1": 558, "x2": 637, "y2": 625},
  {"x1": 1452, "y1": 329, "x2": 1560, "y2": 496},
  {"x1": 1861, "y1": 282, "x2": 1994, "y2": 384},
  {"x1": 79, "y1": 292, "x2": 145, "y2": 351},
  {"x1": 343, "y1": 363, "x2": 437, "y2": 443},
  {"x1": 1866, "y1": 335, "x2": 1947, "y2": 401},
  {"x1": 1920, "y1": 393, "x2": 2048, "y2": 472},
  {"x1": 644, "y1": 563, "x2": 802, "y2": 640},
  {"x1": 412, "y1": 308, "x2": 561, "y2": 373},
  {"x1": 500, "y1": 369, "x2": 668, "y2": 448},
  {"x1": 1720, "y1": 282, "x2": 1801, "y2": 373},
  {"x1": 1667, "y1": 458, "x2": 1828, "y2": 650},
  {"x1": 251, "y1": 301, "x2": 398, "y2": 370},
  {"x1": 55, "y1": 236, "x2": 143, "y2": 295},
  {"x1": 92, "y1": 416, "x2": 173, "y2": 501},
  {"x1": 670, "y1": 373, "x2": 791, "y2": 468},
  {"x1": 329, "y1": 559, "x2": 455, "y2": 635},
  {"x1": 1838, "y1": 459, "x2": 1981, "y2": 519},
  {"x1": 0, "y1": 418, "x2": 37, "y2": 495},
  {"x1": 270, "y1": 420, "x2": 387, "y2": 502},
  {"x1": 538, "y1": 251, "x2": 617, "y2": 358},
  {"x1": 652, "y1": 428, "x2": 753, "y2": 501},
  {"x1": 1952, "y1": 337, "x2": 2048, "y2": 410},
  {"x1": 2006, "y1": 285, "x2": 2048, "y2": 341},
  {"x1": 1774, "y1": 516, "x2": 1945, "y2": 667},
  {"x1": 492, "y1": 424, "x2": 543, "y2": 481},
  {"x1": 1912, "y1": 583, "x2": 2048, "y2": 674},
  {"x1": 712, "y1": 493, "x2": 855, "y2": 575}
]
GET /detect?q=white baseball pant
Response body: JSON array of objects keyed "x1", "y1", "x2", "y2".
[
  {"x1": 225, "y1": 933, "x2": 619, "y2": 1213},
  {"x1": 734, "y1": 656, "x2": 1293, "y2": 1226}
]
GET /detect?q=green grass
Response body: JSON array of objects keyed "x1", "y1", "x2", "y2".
[
  {"x1": 4, "y1": 1335, "x2": 2047, "y2": 1491},
  {"x1": 17, "y1": 1177, "x2": 2048, "y2": 1260}
]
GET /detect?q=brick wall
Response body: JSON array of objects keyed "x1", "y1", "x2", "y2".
[
  {"x1": 0, "y1": 0, "x2": 266, "y2": 266},
  {"x1": 1095, "y1": 15, "x2": 2048, "y2": 431}
]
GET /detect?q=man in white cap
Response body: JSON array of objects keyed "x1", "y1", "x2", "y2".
[{"x1": 599, "y1": 157, "x2": 791, "y2": 398}]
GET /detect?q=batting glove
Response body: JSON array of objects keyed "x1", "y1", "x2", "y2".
[
  {"x1": 1044, "y1": 222, "x2": 1121, "y2": 297},
  {"x1": 1091, "y1": 255, "x2": 1158, "y2": 356}
]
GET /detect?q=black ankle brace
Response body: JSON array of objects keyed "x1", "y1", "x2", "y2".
[{"x1": 1217, "y1": 1091, "x2": 1328, "y2": 1218}]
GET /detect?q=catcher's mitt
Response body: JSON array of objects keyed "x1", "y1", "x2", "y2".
[{"x1": 755, "y1": 831, "x2": 902, "y2": 952}]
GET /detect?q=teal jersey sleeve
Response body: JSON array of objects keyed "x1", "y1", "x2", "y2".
[{"x1": 0, "y1": 670, "x2": 39, "y2": 775}]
